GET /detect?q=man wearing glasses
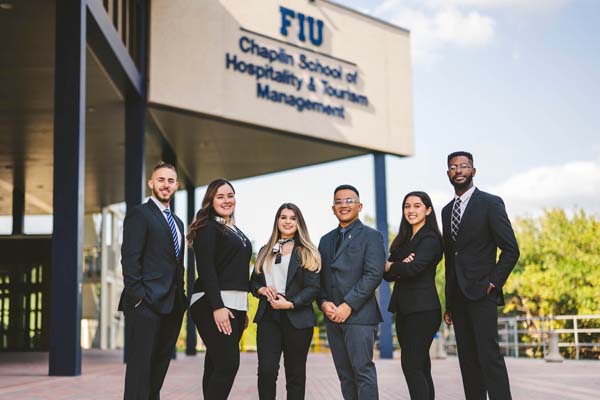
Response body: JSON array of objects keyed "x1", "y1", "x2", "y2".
[
  {"x1": 317, "y1": 184, "x2": 386, "y2": 399},
  {"x1": 442, "y1": 151, "x2": 519, "y2": 400}
]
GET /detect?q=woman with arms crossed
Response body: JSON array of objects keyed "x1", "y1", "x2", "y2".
[
  {"x1": 250, "y1": 203, "x2": 321, "y2": 400},
  {"x1": 187, "y1": 178, "x2": 252, "y2": 400},
  {"x1": 384, "y1": 191, "x2": 443, "y2": 400}
]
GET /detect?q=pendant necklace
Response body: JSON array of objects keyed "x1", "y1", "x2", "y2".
[{"x1": 215, "y1": 216, "x2": 247, "y2": 247}]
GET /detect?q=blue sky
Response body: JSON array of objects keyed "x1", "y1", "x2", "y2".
[
  {"x1": 3, "y1": 0, "x2": 599, "y2": 250},
  {"x1": 225, "y1": 0, "x2": 600, "y2": 247}
]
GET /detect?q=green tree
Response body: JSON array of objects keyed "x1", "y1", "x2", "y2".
[{"x1": 503, "y1": 209, "x2": 600, "y2": 317}]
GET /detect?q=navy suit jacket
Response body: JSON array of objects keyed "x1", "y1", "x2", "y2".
[
  {"x1": 317, "y1": 220, "x2": 386, "y2": 325},
  {"x1": 118, "y1": 200, "x2": 187, "y2": 314}
]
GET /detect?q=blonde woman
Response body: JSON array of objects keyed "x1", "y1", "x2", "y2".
[{"x1": 250, "y1": 203, "x2": 321, "y2": 400}]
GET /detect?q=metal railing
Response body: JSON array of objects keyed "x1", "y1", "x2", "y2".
[
  {"x1": 300, "y1": 314, "x2": 600, "y2": 359},
  {"x1": 443, "y1": 314, "x2": 600, "y2": 360},
  {"x1": 208, "y1": 313, "x2": 600, "y2": 360}
]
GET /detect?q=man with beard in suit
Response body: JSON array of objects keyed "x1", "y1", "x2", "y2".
[
  {"x1": 119, "y1": 161, "x2": 187, "y2": 400},
  {"x1": 442, "y1": 151, "x2": 519, "y2": 400}
]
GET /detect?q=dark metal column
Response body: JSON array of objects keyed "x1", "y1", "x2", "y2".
[
  {"x1": 49, "y1": 0, "x2": 86, "y2": 376},
  {"x1": 374, "y1": 152, "x2": 393, "y2": 359},
  {"x1": 123, "y1": 75, "x2": 146, "y2": 367},
  {"x1": 123, "y1": 0, "x2": 148, "y2": 364},
  {"x1": 124, "y1": 0, "x2": 148, "y2": 209},
  {"x1": 186, "y1": 181, "x2": 197, "y2": 355},
  {"x1": 169, "y1": 185, "x2": 177, "y2": 360},
  {"x1": 11, "y1": 165, "x2": 24, "y2": 235},
  {"x1": 124, "y1": 97, "x2": 146, "y2": 208}
]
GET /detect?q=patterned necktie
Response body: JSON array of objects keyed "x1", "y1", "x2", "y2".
[
  {"x1": 451, "y1": 198, "x2": 462, "y2": 242},
  {"x1": 164, "y1": 209, "x2": 180, "y2": 259}
]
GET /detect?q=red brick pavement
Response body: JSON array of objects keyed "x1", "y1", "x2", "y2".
[{"x1": 1, "y1": 350, "x2": 599, "y2": 399}]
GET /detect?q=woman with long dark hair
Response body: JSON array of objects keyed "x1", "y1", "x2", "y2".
[
  {"x1": 384, "y1": 191, "x2": 443, "y2": 400},
  {"x1": 187, "y1": 178, "x2": 252, "y2": 399},
  {"x1": 250, "y1": 203, "x2": 321, "y2": 400}
]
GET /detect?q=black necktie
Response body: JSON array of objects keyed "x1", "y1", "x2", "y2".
[{"x1": 335, "y1": 228, "x2": 345, "y2": 253}]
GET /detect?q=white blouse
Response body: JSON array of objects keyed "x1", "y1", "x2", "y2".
[
  {"x1": 190, "y1": 291, "x2": 248, "y2": 311},
  {"x1": 264, "y1": 253, "x2": 291, "y2": 295}
]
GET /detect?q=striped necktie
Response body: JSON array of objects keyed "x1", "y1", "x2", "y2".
[
  {"x1": 163, "y1": 209, "x2": 180, "y2": 259},
  {"x1": 451, "y1": 198, "x2": 462, "y2": 242}
]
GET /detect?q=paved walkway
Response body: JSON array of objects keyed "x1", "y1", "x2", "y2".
[{"x1": 1, "y1": 350, "x2": 599, "y2": 399}]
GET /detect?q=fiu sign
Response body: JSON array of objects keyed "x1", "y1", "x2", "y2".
[
  {"x1": 279, "y1": 6, "x2": 324, "y2": 47},
  {"x1": 224, "y1": 5, "x2": 368, "y2": 119}
]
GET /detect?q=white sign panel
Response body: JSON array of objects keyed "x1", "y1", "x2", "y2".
[{"x1": 150, "y1": 0, "x2": 414, "y2": 156}]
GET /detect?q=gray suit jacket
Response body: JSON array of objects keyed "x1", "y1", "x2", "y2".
[{"x1": 317, "y1": 220, "x2": 386, "y2": 325}]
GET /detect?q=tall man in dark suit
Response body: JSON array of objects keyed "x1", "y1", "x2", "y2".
[
  {"x1": 119, "y1": 161, "x2": 187, "y2": 400},
  {"x1": 318, "y1": 184, "x2": 386, "y2": 400},
  {"x1": 442, "y1": 151, "x2": 520, "y2": 400}
]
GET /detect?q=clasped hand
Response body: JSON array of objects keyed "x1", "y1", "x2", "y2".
[
  {"x1": 321, "y1": 301, "x2": 352, "y2": 323},
  {"x1": 258, "y1": 286, "x2": 293, "y2": 310}
]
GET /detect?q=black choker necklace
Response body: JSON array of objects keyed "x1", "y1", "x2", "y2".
[{"x1": 272, "y1": 238, "x2": 294, "y2": 264}]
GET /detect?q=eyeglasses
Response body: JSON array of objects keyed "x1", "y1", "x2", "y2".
[
  {"x1": 448, "y1": 164, "x2": 473, "y2": 173},
  {"x1": 334, "y1": 198, "x2": 360, "y2": 206}
]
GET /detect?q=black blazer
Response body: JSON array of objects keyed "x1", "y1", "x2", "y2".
[
  {"x1": 442, "y1": 188, "x2": 520, "y2": 310},
  {"x1": 191, "y1": 219, "x2": 252, "y2": 311},
  {"x1": 317, "y1": 220, "x2": 386, "y2": 325},
  {"x1": 119, "y1": 200, "x2": 186, "y2": 314},
  {"x1": 250, "y1": 246, "x2": 320, "y2": 330},
  {"x1": 383, "y1": 226, "x2": 442, "y2": 314}
]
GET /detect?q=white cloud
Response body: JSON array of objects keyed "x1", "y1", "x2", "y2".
[
  {"x1": 436, "y1": 0, "x2": 572, "y2": 12},
  {"x1": 435, "y1": 8, "x2": 495, "y2": 46},
  {"x1": 489, "y1": 159, "x2": 600, "y2": 218},
  {"x1": 366, "y1": 0, "x2": 571, "y2": 65},
  {"x1": 371, "y1": 0, "x2": 496, "y2": 65}
]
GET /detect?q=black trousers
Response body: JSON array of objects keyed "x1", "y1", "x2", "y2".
[
  {"x1": 395, "y1": 309, "x2": 441, "y2": 400},
  {"x1": 190, "y1": 297, "x2": 246, "y2": 400},
  {"x1": 123, "y1": 301, "x2": 184, "y2": 400},
  {"x1": 452, "y1": 290, "x2": 512, "y2": 400},
  {"x1": 256, "y1": 307, "x2": 313, "y2": 400}
]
